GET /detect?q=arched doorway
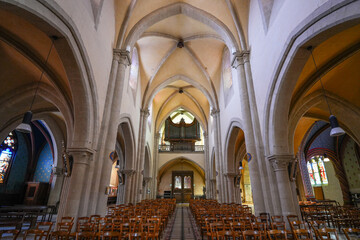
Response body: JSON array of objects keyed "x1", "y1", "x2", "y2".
[{"x1": 157, "y1": 158, "x2": 205, "y2": 203}]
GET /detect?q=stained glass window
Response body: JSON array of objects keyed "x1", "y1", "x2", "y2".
[
  {"x1": 175, "y1": 176, "x2": 182, "y2": 189},
  {"x1": 308, "y1": 156, "x2": 328, "y2": 186},
  {"x1": 0, "y1": 132, "x2": 17, "y2": 184},
  {"x1": 184, "y1": 176, "x2": 191, "y2": 189}
]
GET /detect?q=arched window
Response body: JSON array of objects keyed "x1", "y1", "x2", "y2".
[
  {"x1": 129, "y1": 47, "x2": 139, "y2": 94},
  {"x1": 0, "y1": 132, "x2": 17, "y2": 184},
  {"x1": 307, "y1": 156, "x2": 328, "y2": 186}
]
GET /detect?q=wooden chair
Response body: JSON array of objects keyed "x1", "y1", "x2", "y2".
[
  {"x1": 242, "y1": 230, "x2": 262, "y2": 239},
  {"x1": 287, "y1": 215, "x2": 300, "y2": 225},
  {"x1": 142, "y1": 222, "x2": 159, "y2": 240},
  {"x1": 75, "y1": 231, "x2": 96, "y2": 240},
  {"x1": 293, "y1": 229, "x2": 313, "y2": 240},
  {"x1": 24, "y1": 222, "x2": 53, "y2": 240},
  {"x1": 90, "y1": 215, "x2": 100, "y2": 223},
  {"x1": 50, "y1": 222, "x2": 74, "y2": 240},
  {"x1": 315, "y1": 228, "x2": 339, "y2": 240},
  {"x1": 0, "y1": 230, "x2": 20, "y2": 240},
  {"x1": 101, "y1": 231, "x2": 121, "y2": 240},
  {"x1": 267, "y1": 229, "x2": 288, "y2": 240},
  {"x1": 343, "y1": 228, "x2": 360, "y2": 240},
  {"x1": 272, "y1": 216, "x2": 285, "y2": 223},
  {"x1": 61, "y1": 216, "x2": 74, "y2": 223}
]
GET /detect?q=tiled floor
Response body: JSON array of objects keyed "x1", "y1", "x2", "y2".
[{"x1": 163, "y1": 204, "x2": 198, "y2": 240}]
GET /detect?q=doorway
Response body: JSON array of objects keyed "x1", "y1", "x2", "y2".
[{"x1": 172, "y1": 171, "x2": 193, "y2": 203}]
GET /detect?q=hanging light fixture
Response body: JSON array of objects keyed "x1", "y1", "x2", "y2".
[
  {"x1": 16, "y1": 37, "x2": 56, "y2": 133},
  {"x1": 323, "y1": 153, "x2": 330, "y2": 162},
  {"x1": 307, "y1": 46, "x2": 345, "y2": 137}
]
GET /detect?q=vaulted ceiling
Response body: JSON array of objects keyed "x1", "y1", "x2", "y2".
[{"x1": 116, "y1": 0, "x2": 250, "y2": 132}]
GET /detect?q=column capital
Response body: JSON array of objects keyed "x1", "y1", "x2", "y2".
[
  {"x1": 203, "y1": 131, "x2": 208, "y2": 137},
  {"x1": 268, "y1": 154, "x2": 294, "y2": 172},
  {"x1": 143, "y1": 177, "x2": 152, "y2": 183},
  {"x1": 121, "y1": 169, "x2": 136, "y2": 176},
  {"x1": 113, "y1": 49, "x2": 131, "y2": 66},
  {"x1": 210, "y1": 108, "x2": 220, "y2": 116},
  {"x1": 231, "y1": 51, "x2": 250, "y2": 68},
  {"x1": 140, "y1": 108, "x2": 150, "y2": 117},
  {"x1": 224, "y1": 172, "x2": 237, "y2": 177},
  {"x1": 67, "y1": 148, "x2": 94, "y2": 165},
  {"x1": 210, "y1": 178, "x2": 217, "y2": 182}
]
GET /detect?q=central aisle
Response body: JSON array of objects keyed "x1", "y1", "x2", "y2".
[{"x1": 163, "y1": 204, "x2": 200, "y2": 240}]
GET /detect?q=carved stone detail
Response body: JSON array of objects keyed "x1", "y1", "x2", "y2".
[
  {"x1": 268, "y1": 154, "x2": 294, "y2": 172},
  {"x1": 231, "y1": 51, "x2": 250, "y2": 68},
  {"x1": 210, "y1": 109, "x2": 220, "y2": 116},
  {"x1": 113, "y1": 49, "x2": 131, "y2": 66},
  {"x1": 121, "y1": 169, "x2": 136, "y2": 176}
]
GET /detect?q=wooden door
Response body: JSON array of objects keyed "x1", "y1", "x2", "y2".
[
  {"x1": 172, "y1": 171, "x2": 194, "y2": 203},
  {"x1": 313, "y1": 186, "x2": 324, "y2": 200}
]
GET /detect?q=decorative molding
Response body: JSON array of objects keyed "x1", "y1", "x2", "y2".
[
  {"x1": 225, "y1": 172, "x2": 237, "y2": 178},
  {"x1": 140, "y1": 108, "x2": 150, "y2": 117},
  {"x1": 210, "y1": 109, "x2": 220, "y2": 116},
  {"x1": 268, "y1": 154, "x2": 294, "y2": 172},
  {"x1": 113, "y1": 49, "x2": 131, "y2": 66},
  {"x1": 231, "y1": 51, "x2": 250, "y2": 68},
  {"x1": 121, "y1": 169, "x2": 136, "y2": 176}
]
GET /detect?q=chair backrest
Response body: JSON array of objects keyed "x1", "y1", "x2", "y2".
[
  {"x1": 101, "y1": 231, "x2": 121, "y2": 240},
  {"x1": 90, "y1": 215, "x2": 100, "y2": 223},
  {"x1": 271, "y1": 222, "x2": 286, "y2": 231},
  {"x1": 290, "y1": 221, "x2": 306, "y2": 231},
  {"x1": 61, "y1": 216, "x2": 74, "y2": 223},
  {"x1": 342, "y1": 228, "x2": 360, "y2": 240},
  {"x1": 99, "y1": 223, "x2": 113, "y2": 233},
  {"x1": 76, "y1": 231, "x2": 96, "y2": 240},
  {"x1": 267, "y1": 229, "x2": 287, "y2": 240},
  {"x1": 316, "y1": 228, "x2": 339, "y2": 240},
  {"x1": 0, "y1": 229, "x2": 20, "y2": 240},
  {"x1": 36, "y1": 221, "x2": 53, "y2": 237},
  {"x1": 286, "y1": 215, "x2": 299, "y2": 225},
  {"x1": 272, "y1": 216, "x2": 284, "y2": 223},
  {"x1": 230, "y1": 222, "x2": 245, "y2": 232},
  {"x1": 242, "y1": 230, "x2": 262, "y2": 240},
  {"x1": 293, "y1": 229, "x2": 313, "y2": 240},
  {"x1": 57, "y1": 222, "x2": 74, "y2": 232},
  {"x1": 77, "y1": 223, "x2": 95, "y2": 232}
]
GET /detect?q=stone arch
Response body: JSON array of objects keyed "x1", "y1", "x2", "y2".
[
  {"x1": 118, "y1": 116, "x2": 136, "y2": 170},
  {"x1": 145, "y1": 74, "x2": 216, "y2": 109},
  {"x1": 1, "y1": 0, "x2": 99, "y2": 149},
  {"x1": 264, "y1": 1, "x2": 360, "y2": 156},
  {"x1": 143, "y1": 144, "x2": 151, "y2": 178},
  {"x1": 121, "y1": 2, "x2": 240, "y2": 52},
  {"x1": 157, "y1": 157, "x2": 205, "y2": 182},
  {"x1": 288, "y1": 91, "x2": 360, "y2": 149},
  {"x1": 0, "y1": 83, "x2": 73, "y2": 143},
  {"x1": 224, "y1": 120, "x2": 246, "y2": 173}
]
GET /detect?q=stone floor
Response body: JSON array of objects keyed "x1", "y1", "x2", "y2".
[{"x1": 162, "y1": 203, "x2": 200, "y2": 240}]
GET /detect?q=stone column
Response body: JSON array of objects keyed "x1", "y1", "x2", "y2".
[
  {"x1": 142, "y1": 177, "x2": 152, "y2": 200},
  {"x1": 122, "y1": 169, "x2": 136, "y2": 204},
  {"x1": 151, "y1": 133, "x2": 160, "y2": 199},
  {"x1": 242, "y1": 52, "x2": 276, "y2": 213},
  {"x1": 94, "y1": 50, "x2": 130, "y2": 214},
  {"x1": 133, "y1": 108, "x2": 150, "y2": 203},
  {"x1": 268, "y1": 155, "x2": 298, "y2": 216},
  {"x1": 203, "y1": 131, "x2": 210, "y2": 199},
  {"x1": 232, "y1": 53, "x2": 266, "y2": 213},
  {"x1": 225, "y1": 173, "x2": 237, "y2": 203},
  {"x1": 58, "y1": 149, "x2": 93, "y2": 223},
  {"x1": 210, "y1": 179, "x2": 217, "y2": 199},
  {"x1": 211, "y1": 109, "x2": 225, "y2": 203}
]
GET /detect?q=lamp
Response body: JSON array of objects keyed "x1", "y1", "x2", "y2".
[
  {"x1": 16, "y1": 37, "x2": 56, "y2": 133},
  {"x1": 307, "y1": 46, "x2": 345, "y2": 137},
  {"x1": 323, "y1": 153, "x2": 330, "y2": 162},
  {"x1": 239, "y1": 161, "x2": 243, "y2": 170},
  {"x1": 115, "y1": 159, "x2": 120, "y2": 169}
]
